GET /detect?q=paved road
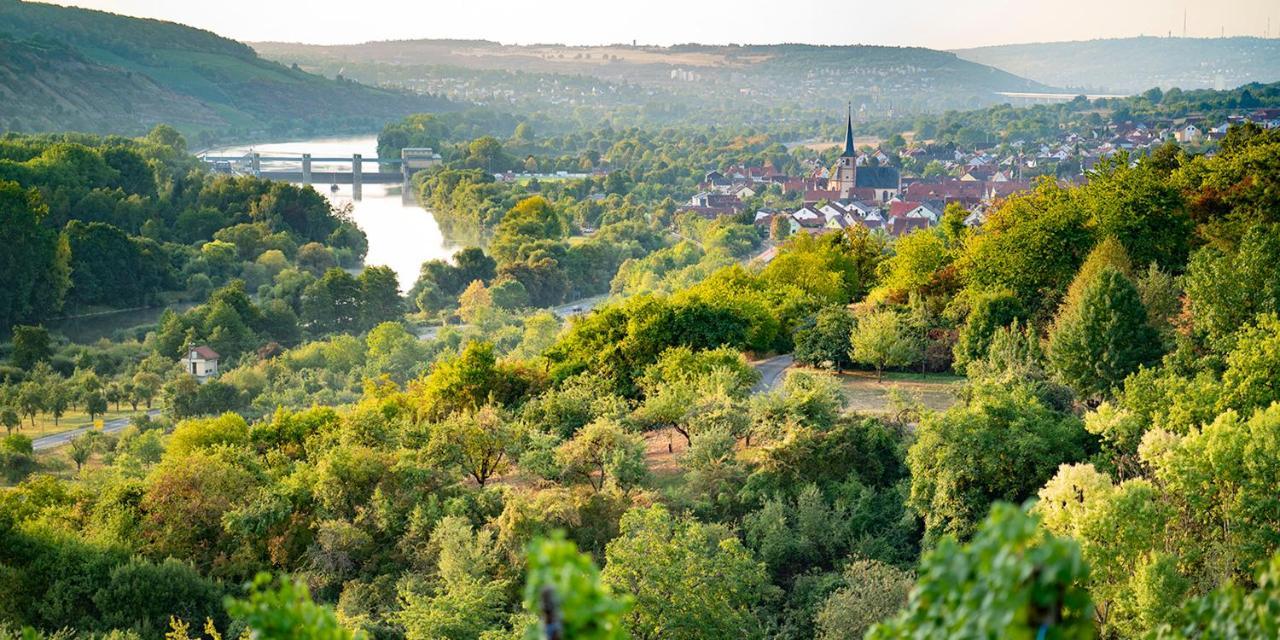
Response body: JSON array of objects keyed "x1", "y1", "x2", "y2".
[
  {"x1": 751, "y1": 354, "x2": 794, "y2": 394},
  {"x1": 32, "y1": 409, "x2": 161, "y2": 451}
]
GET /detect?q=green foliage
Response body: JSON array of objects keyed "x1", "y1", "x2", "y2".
[
  {"x1": 850, "y1": 309, "x2": 920, "y2": 381},
  {"x1": 521, "y1": 536, "x2": 630, "y2": 640},
  {"x1": 602, "y1": 505, "x2": 772, "y2": 640},
  {"x1": 814, "y1": 560, "x2": 914, "y2": 640},
  {"x1": 907, "y1": 384, "x2": 1090, "y2": 543},
  {"x1": 952, "y1": 289, "x2": 1025, "y2": 373},
  {"x1": 1154, "y1": 552, "x2": 1280, "y2": 640},
  {"x1": 1183, "y1": 223, "x2": 1280, "y2": 353},
  {"x1": 868, "y1": 503, "x2": 1094, "y2": 640},
  {"x1": 0, "y1": 181, "x2": 68, "y2": 328},
  {"x1": 793, "y1": 306, "x2": 857, "y2": 371},
  {"x1": 226, "y1": 573, "x2": 361, "y2": 640},
  {"x1": 1048, "y1": 267, "x2": 1161, "y2": 400}
]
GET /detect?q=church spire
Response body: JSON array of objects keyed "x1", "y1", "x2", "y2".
[{"x1": 842, "y1": 102, "x2": 855, "y2": 157}]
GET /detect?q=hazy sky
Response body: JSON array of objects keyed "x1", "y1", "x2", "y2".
[{"x1": 42, "y1": 0, "x2": 1280, "y2": 48}]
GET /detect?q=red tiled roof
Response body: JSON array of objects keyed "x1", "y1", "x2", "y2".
[{"x1": 191, "y1": 345, "x2": 220, "y2": 360}]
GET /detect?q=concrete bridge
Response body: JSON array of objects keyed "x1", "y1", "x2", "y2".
[{"x1": 198, "y1": 148, "x2": 442, "y2": 201}]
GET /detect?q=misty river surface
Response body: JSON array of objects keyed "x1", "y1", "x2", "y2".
[{"x1": 207, "y1": 135, "x2": 457, "y2": 291}]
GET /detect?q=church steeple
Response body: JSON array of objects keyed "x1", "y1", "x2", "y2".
[{"x1": 842, "y1": 103, "x2": 855, "y2": 157}]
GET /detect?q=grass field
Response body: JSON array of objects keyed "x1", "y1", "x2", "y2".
[{"x1": 833, "y1": 370, "x2": 964, "y2": 415}]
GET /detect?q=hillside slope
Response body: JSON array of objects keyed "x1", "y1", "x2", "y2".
[
  {"x1": 253, "y1": 40, "x2": 1053, "y2": 119},
  {"x1": 954, "y1": 37, "x2": 1280, "y2": 94},
  {"x1": 0, "y1": 0, "x2": 455, "y2": 139}
]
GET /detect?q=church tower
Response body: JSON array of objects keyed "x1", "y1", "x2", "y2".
[{"x1": 831, "y1": 104, "x2": 857, "y2": 197}]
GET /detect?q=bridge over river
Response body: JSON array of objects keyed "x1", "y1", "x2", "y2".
[{"x1": 197, "y1": 147, "x2": 442, "y2": 200}]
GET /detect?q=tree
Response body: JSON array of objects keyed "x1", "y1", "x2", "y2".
[
  {"x1": 17, "y1": 381, "x2": 44, "y2": 427},
  {"x1": 46, "y1": 379, "x2": 69, "y2": 426},
  {"x1": 427, "y1": 404, "x2": 520, "y2": 487},
  {"x1": 850, "y1": 309, "x2": 919, "y2": 382},
  {"x1": 793, "y1": 305, "x2": 857, "y2": 371},
  {"x1": 456, "y1": 280, "x2": 492, "y2": 324},
  {"x1": 1183, "y1": 223, "x2": 1280, "y2": 353},
  {"x1": 1048, "y1": 266, "x2": 1161, "y2": 400},
  {"x1": 302, "y1": 268, "x2": 362, "y2": 336},
  {"x1": 907, "y1": 385, "x2": 1089, "y2": 543},
  {"x1": 952, "y1": 289, "x2": 1025, "y2": 372},
  {"x1": 602, "y1": 505, "x2": 772, "y2": 640},
  {"x1": 10, "y1": 325, "x2": 53, "y2": 369},
  {"x1": 555, "y1": 418, "x2": 647, "y2": 492},
  {"x1": 521, "y1": 536, "x2": 630, "y2": 640},
  {"x1": 0, "y1": 407, "x2": 18, "y2": 436},
  {"x1": 868, "y1": 504, "x2": 1094, "y2": 640},
  {"x1": 1217, "y1": 314, "x2": 1280, "y2": 415},
  {"x1": 84, "y1": 391, "x2": 108, "y2": 422},
  {"x1": 357, "y1": 265, "x2": 403, "y2": 330},
  {"x1": 0, "y1": 182, "x2": 69, "y2": 329},
  {"x1": 69, "y1": 432, "x2": 97, "y2": 471},
  {"x1": 226, "y1": 573, "x2": 359, "y2": 640},
  {"x1": 815, "y1": 560, "x2": 914, "y2": 640},
  {"x1": 132, "y1": 371, "x2": 162, "y2": 409},
  {"x1": 875, "y1": 229, "x2": 952, "y2": 300}
]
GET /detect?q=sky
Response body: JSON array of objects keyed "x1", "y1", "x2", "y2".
[{"x1": 42, "y1": 0, "x2": 1280, "y2": 49}]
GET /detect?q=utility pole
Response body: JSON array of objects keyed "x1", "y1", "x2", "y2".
[{"x1": 1183, "y1": 8, "x2": 1187, "y2": 37}]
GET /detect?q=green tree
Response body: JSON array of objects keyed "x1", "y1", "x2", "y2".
[
  {"x1": 815, "y1": 560, "x2": 914, "y2": 640},
  {"x1": 793, "y1": 305, "x2": 857, "y2": 371},
  {"x1": 84, "y1": 391, "x2": 108, "y2": 422},
  {"x1": 850, "y1": 309, "x2": 919, "y2": 382},
  {"x1": 555, "y1": 418, "x2": 647, "y2": 492},
  {"x1": 868, "y1": 504, "x2": 1094, "y2": 640},
  {"x1": 69, "y1": 432, "x2": 97, "y2": 471},
  {"x1": 907, "y1": 385, "x2": 1089, "y2": 543},
  {"x1": 1217, "y1": 314, "x2": 1280, "y2": 414},
  {"x1": 602, "y1": 505, "x2": 772, "y2": 640},
  {"x1": 226, "y1": 573, "x2": 361, "y2": 640},
  {"x1": 427, "y1": 404, "x2": 520, "y2": 487},
  {"x1": 1048, "y1": 266, "x2": 1161, "y2": 400},
  {"x1": 10, "y1": 325, "x2": 53, "y2": 369},
  {"x1": 357, "y1": 265, "x2": 402, "y2": 330},
  {"x1": 0, "y1": 181, "x2": 69, "y2": 329},
  {"x1": 952, "y1": 289, "x2": 1025, "y2": 373},
  {"x1": 521, "y1": 536, "x2": 630, "y2": 640}
]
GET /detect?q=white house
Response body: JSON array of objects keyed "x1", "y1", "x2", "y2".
[{"x1": 183, "y1": 345, "x2": 220, "y2": 381}]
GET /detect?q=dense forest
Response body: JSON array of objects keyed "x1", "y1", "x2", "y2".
[{"x1": 0, "y1": 73, "x2": 1279, "y2": 640}]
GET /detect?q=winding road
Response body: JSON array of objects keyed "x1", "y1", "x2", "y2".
[{"x1": 751, "y1": 354, "x2": 795, "y2": 394}]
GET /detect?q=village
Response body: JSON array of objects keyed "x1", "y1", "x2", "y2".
[{"x1": 673, "y1": 106, "x2": 1280, "y2": 246}]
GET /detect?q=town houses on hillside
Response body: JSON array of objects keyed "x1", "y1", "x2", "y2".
[{"x1": 677, "y1": 106, "x2": 1280, "y2": 244}]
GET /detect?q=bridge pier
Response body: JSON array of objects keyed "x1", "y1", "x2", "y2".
[
  {"x1": 250, "y1": 153, "x2": 261, "y2": 177},
  {"x1": 352, "y1": 154, "x2": 362, "y2": 201},
  {"x1": 301, "y1": 154, "x2": 312, "y2": 185}
]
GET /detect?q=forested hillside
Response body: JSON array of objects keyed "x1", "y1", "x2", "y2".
[
  {"x1": 955, "y1": 36, "x2": 1280, "y2": 94},
  {"x1": 0, "y1": 0, "x2": 456, "y2": 142},
  {"x1": 252, "y1": 39, "x2": 1052, "y2": 124},
  {"x1": 2, "y1": 105, "x2": 1280, "y2": 640}
]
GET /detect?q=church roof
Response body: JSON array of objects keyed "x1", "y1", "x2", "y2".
[
  {"x1": 854, "y1": 166, "x2": 900, "y2": 190},
  {"x1": 842, "y1": 104, "x2": 855, "y2": 157}
]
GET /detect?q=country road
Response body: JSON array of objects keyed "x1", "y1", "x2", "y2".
[
  {"x1": 751, "y1": 354, "x2": 794, "y2": 394},
  {"x1": 33, "y1": 409, "x2": 161, "y2": 451}
]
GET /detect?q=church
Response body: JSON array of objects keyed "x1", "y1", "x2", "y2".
[{"x1": 828, "y1": 106, "x2": 901, "y2": 202}]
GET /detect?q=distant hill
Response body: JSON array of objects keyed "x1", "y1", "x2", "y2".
[
  {"x1": 252, "y1": 40, "x2": 1054, "y2": 120},
  {"x1": 0, "y1": 0, "x2": 455, "y2": 141},
  {"x1": 954, "y1": 37, "x2": 1280, "y2": 94}
]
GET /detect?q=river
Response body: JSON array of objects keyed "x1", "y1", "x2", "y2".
[
  {"x1": 206, "y1": 134, "x2": 457, "y2": 291},
  {"x1": 51, "y1": 135, "x2": 455, "y2": 343}
]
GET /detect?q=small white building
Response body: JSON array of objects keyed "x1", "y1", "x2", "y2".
[{"x1": 183, "y1": 345, "x2": 220, "y2": 381}]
